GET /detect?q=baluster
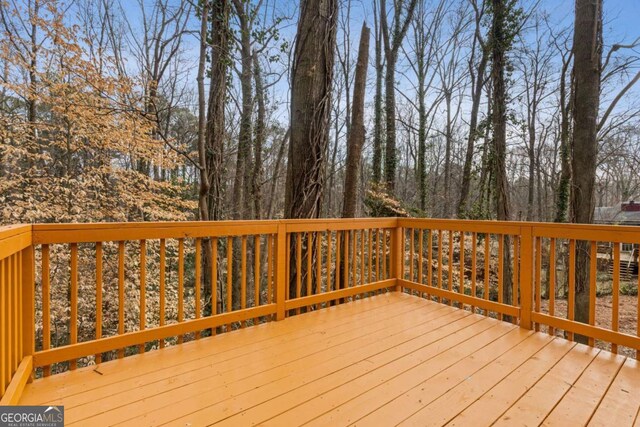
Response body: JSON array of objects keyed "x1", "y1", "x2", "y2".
[
  {"x1": 159, "y1": 239, "x2": 166, "y2": 348},
  {"x1": 226, "y1": 237, "x2": 233, "y2": 331},
  {"x1": 367, "y1": 229, "x2": 372, "y2": 285},
  {"x1": 254, "y1": 235, "x2": 261, "y2": 324},
  {"x1": 460, "y1": 232, "x2": 465, "y2": 308},
  {"x1": 139, "y1": 240, "x2": 147, "y2": 350},
  {"x1": 316, "y1": 232, "x2": 322, "y2": 307},
  {"x1": 178, "y1": 239, "x2": 184, "y2": 343},
  {"x1": 194, "y1": 238, "x2": 201, "y2": 339},
  {"x1": 295, "y1": 233, "x2": 302, "y2": 313},
  {"x1": 382, "y1": 230, "x2": 387, "y2": 280},
  {"x1": 498, "y1": 235, "x2": 504, "y2": 320},
  {"x1": 448, "y1": 231, "x2": 454, "y2": 305},
  {"x1": 335, "y1": 231, "x2": 341, "y2": 301},
  {"x1": 211, "y1": 237, "x2": 218, "y2": 334},
  {"x1": 327, "y1": 231, "x2": 333, "y2": 296},
  {"x1": 42, "y1": 245, "x2": 51, "y2": 375},
  {"x1": 535, "y1": 237, "x2": 542, "y2": 332},
  {"x1": 267, "y1": 235, "x2": 273, "y2": 316},
  {"x1": 118, "y1": 241, "x2": 125, "y2": 358},
  {"x1": 437, "y1": 230, "x2": 443, "y2": 303},
  {"x1": 549, "y1": 238, "x2": 556, "y2": 335},
  {"x1": 484, "y1": 234, "x2": 491, "y2": 315},
  {"x1": 589, "y1": 241, "x2": 597, "y2": 346},
  {"x1": 344, "y1": 230, "x2": 350, "y2": 295},
  {"x1": 512, "y1": 236, "x2": 519, "y2": 324},
  {"x1": 241, "y1": 236, "x2": 247, "y2": 326},
  {"x1": 612, "y1": 242, "x2": 620, "y2": 353},
  {"x1": 471, "y1": 233, "x2": 477, "y2": 313},
  {"x1": 351, "y1": 230, "x2": 356, "y2": 294},
  {"x1": 307, "y1": 233, "x2": 312, "y2": 300},
  {"x1": 1, "y1": 259, "x2": 6, "y2": 391},
  {"x1": 70, "y1": 244, "x2": 78, "y2": 369},
  {"x1": 95, "y1": 243, "x2": 102, "y2": 363},
  {"x1": 568, "y1": 239, "x2": 576, "y2": 341}
]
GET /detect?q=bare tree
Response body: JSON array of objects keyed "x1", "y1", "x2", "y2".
[
  {"x1": 571, "y1": 0, "x2": 602, "y2": 339},
  {"x1": 342, "y1": 23, "x2": 370, "y2": 218},
  {"x1": 380, "y1": 0, "x2": 419, "y2": 192},
  {"x1": 458, "y1": 0, "x2": 489, "y2": 217}
]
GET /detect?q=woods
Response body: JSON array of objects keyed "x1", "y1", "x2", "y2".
[{"x1": 1, "y1": 0, "x2": 640, "y2": 352}]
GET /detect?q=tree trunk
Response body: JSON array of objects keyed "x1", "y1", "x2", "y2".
[
  {"x1": 342, "y1": 23, "x2": 370, "y2": 218},
  {"x1": 383, "y1": 51, "x2": 398, "y2": 191},
  {"x1": 252, "y1": 53, "x2": 265, "y2": 220},
  {"x1": 285, "y1": 0, "x2": 338, "y2": 220},
  {"x1": 490, "y1": 0, "x2": 512, "y2": 307},
  {"x1": 555, "y1": 52, "x2": 573, "y2": 223},
  {"x1": 571, "y1": 0, "x2": 602, "y2": 342},
  {"x1": 458, "y1": 36, "x2": 488, "y2": 217},
  {"x1": 232, "y1": 7, "x2": 253, "y2": 220},
  {"x1": 372, "y1": 3, "x2": 384, "y2": 184},
  {"x1": 285, "y1": 0, "x2": 338, "y2": 300}
]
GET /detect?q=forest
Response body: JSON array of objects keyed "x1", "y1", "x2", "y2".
[{"x1": 1, "y1": 0, "x2": 639, "y2": 227}]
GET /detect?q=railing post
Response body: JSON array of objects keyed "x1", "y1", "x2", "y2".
[
  {"x1": 391, "y1": 221, "x2": 404, "y2": 292},
  {"x1": 21, "y1": 244, "x2": 34, "y2": 381},
  {"x1": 275, "y1": 223, "x2": 286, "y2": 320},
  {"x1": 519, "y1": 225, "x2": 533, "y2": 329}
]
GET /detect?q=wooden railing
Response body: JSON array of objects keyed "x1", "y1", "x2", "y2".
[
  {"x1": 1, "y1": 217, "x2": 639, "y2": 403},
  {"x1": 0, "y1": 225, "x2": 34, "y2": 404}
]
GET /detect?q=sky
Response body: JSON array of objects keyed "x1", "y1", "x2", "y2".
[{"x1": 113, "y1": 0, "x2": 640, "y2": 126}]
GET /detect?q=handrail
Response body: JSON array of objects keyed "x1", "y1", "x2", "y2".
[{"x1": 1, "y1": 217, "x2": 640, "y2": 404}]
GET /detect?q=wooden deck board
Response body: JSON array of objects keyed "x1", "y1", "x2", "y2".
[{"x1": 18, "y1": 292, "x2": 640, "y2": 427}]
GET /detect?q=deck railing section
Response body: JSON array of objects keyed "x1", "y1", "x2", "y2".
[
  {"x1": 396, "y1": 219, "x2": 525, "y2": 322},
  {"x1": 529, "y1": 223, "x2": 640, "y2": 358},
  {"x1": 1, "y1": 217, "x2": 640, "y2": 404},
  {"x1": 282, "y1": 219, "x2": 397, "y2": 313},
  {"x1": 0, "y1": 225, "x2": 34, "y2": 404}
]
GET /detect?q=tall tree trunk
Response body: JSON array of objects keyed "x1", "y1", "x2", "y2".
[
  {"x1": 285, "y1": 0, "x2": 338, "y2": 219},
  {"x1": 555, "y1": 52, "x2": 573, "y2": 222},
  {"x1": 372, "y1": 2, "x2": 384, "y2": 184},
  {"x1": 458, "y1": 14, "x2": 488, "y2": 217},
  {"x1": 206, "y1": 0, "x2": 230, "y2": 223},
  {"x1": 252, "y1": 53, "x2": 265, "y2": 220},
  {"x1": 490, "y1": 0, "x2": 512, "y2": 307},
  {"x1": 285, "y1": 0, "x2": 338, "y2": 301},
  {"x1": 571, "y1": 0, "x2": 602, "y2": 342},
  {"x1": 443, "y1": 91, "x2": 453, "y2": 217},
  {"x1": 526, "y1": 111, "x2": 537, "y2": 221},
  {"x1": 196, "y1": 0, "x2": 212, "y2": 320},
  {"x1": 342, "y1": 23, "x2": 370, "y2": 218},
  {"x1": 380, "y1": 0, "x2": 419, "y2": 194},
  {"x1": 266, "y1": 130, "x2": 289, "y2": 219},
  {"x1": 232, "y1": 6, "x2": 253, "y2": 220},
  {"x1": 383, "y1": 51, "x2": 398, "y2": 191}
]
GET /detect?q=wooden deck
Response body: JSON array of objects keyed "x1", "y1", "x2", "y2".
[{"x1": 17, "y1": 292, "x2": 640, "y2": 426}]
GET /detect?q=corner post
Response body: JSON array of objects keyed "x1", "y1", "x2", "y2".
[
  {"x1": 21, "y1": 244, "x2": 35, "y2": 381},
  {"x1": 519, "y1": 225, "x2": 533, "y2": 329},
  {"x1": 275, "y1": 223, "x2": 287, "y2": 320},
  {"x1": 391, "y1": 221, "x2": 404, "y2": 292}
]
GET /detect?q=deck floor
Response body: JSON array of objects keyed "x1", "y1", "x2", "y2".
[{"x1": 20, "y1": 293, "x2": 640, "y2": 426}]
